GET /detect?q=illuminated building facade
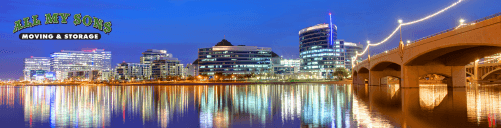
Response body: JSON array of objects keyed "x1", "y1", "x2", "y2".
[
  {"x1": 140, "y1": 49, "x2": 172, "y2": 65},
  {"x1": 151, "y1": 58, "x2": 182, "y2": 79},
  {"x1": 479, "y1": 53, "x2": 501, "y2": 64},
  {"x1": 67, "y1": 70, "x2": 101, "y2": 81},
  {"x1": 271, "y1": 58, "x2": 301, "y2": 74},
  {"x1": 115, "y1": 62, "x2": 151, "y2": 80},
  {"x1": 23, "y1": 57, "x2": 51, "y2": 81},
  {"x1": 340, "y1": 40, "x2": 364, "y2": 70},
  {"x1": 186, "y1": 63, "x2": 199, "y2": 77},
  {"x1": 50, "y1": 48, "x2": 111, "y2": 80},
  {"x1": 299, "y1": 23, "x2": 338, "y2": 77},
  {"x1": 196, "y1": 39, "x2": 275, "y2": 76}
]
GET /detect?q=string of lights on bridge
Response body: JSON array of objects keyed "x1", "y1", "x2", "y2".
[{"x1": 352, "y1": 0, "x2": 465, "y2": 66}]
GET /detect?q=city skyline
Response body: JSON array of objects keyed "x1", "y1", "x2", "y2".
[{"x1": 1, "y1": 0, "x2": 500, "y2": 79}]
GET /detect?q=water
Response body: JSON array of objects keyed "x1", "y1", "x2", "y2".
[{"x1": 0, "y1": 84, "x2": 499, "y2": 128}]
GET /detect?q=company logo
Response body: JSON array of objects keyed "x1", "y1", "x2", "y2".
[{"x1": 13, "y1": 13, "x2": 112, "y2": 40}]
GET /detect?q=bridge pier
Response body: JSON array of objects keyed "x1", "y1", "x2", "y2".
[
  {"x1": 357, "y1": 73, "x2": 369, "y2": 85},
  {"x1": 401, "y1": 64, "x2": 466, "y2": 88},
  {"x1": 401, "y1": 66, "x2": 420, "y2": 88},
  {"x1": 369, "y1": 71, "x2": 381, "y2": 86}
]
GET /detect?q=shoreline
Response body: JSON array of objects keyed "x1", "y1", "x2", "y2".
[{"x1": 1, "y1": 80, "x2": 352, "y2": 86}]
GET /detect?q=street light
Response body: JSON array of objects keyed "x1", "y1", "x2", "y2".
[
  {"x1": 407, "y1": 40, "x2": 411, "y2": 44},
  {"x1": 398, "y1": 19, "x2": 403, "y2": 24},
  {"x1": 459, "y1": 19, "x2": 465, "y2": 25}
]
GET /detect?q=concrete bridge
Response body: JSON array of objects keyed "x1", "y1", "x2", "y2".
[
  {"x1": 466, "y1": 61, "x2": 501, "y2": 82},
  {"x1": 353, "y1": 13, "x2": 501, "y2": 88}
]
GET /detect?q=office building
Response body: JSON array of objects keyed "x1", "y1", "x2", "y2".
[
  {"x1": 140, "y1": 49, "x2": 173, "y2": 65},
  {"x1": 115, "y1": 62, "x2": 151, "y2": 80},
  {"x1": 195, "y1": 39, "x2": 276, "y2": 76},
  {"x1": 186, "y1": 63, "x2": 199, "y2": 77},
  {"x1": 299, "y1": 23, "x2": 339, "y2": 77},
  {"x1": 51, "y1": 48, "x2": 111, "y2": 80},
  {"x1": 67, "y1": 70, "x2": 101, "y2": 81},
  {"x1": 271, "y1": 58, "x2": 301, "y2": 75},
  {"x1": 339, "y1": 40, "x2": 364, "y2": 70},
  {"x1": 151, "y1": 57, "x2": 182, "y2": 79},
  {"x1": 23, "y1": 57, "x2": 51, "y2": 81},
  {"x1": 280, "y1": 58, "x2": 301, "y2": 68}
]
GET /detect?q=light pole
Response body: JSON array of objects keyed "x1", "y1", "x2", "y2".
[
  {"x1": 398, "y1": 19, "x2": 403, "y2": 41},
  {"x1": 367, "y1": 40, "x2": 371, "y2": 85}
]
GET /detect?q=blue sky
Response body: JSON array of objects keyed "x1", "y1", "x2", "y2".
[{"x1": 0, "y1": 0, "x2": 500, "y2": 79}]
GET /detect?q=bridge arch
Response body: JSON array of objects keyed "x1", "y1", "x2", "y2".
[
  {"x1": 354, "y1": 67, "x2": 369, "y2": 85},
  {"x1": 481, "y1": 68, "x2": 501, "y2": 80},
  {"x1": 466, "y1": 72, "x2": 473, "y2": 77},
  {"x1": 369, "y1": 61, "x2": 402, "y2": 86},
  {"x1": 353, "y1": 14, "x2": 501, "y2": 87},
  {"x1": 405, "y1": 45, "x2": 501, "y2": 66},
  {"x1": 403, "y1": 45, "x2": 501, "y2": 87}
]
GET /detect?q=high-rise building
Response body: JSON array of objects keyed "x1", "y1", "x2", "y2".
[
  {"x1": 24, "y1": 57, "x2": 51, "y2": 81},
  {"x1": 299, "y1": 23, "x2": 338, "y2": 77},
  {"x1": 151, "y1": 57, "x2": 181, "y2": 79},
  {"x1": 115, "y1": 62, "x2": 151, "y2": 80},
  {"x1": 338, "y1": 40, "x2": 363, "y2": 71},
  {"x1": 51, "y1": 48, "x2": 111, "y2": 80},
  {"x1": 195, "y1": 39, "x2": 276, "y2": 76},
  {"x1": 140, "y1": 49, "x2": 172, "y2": 65}
]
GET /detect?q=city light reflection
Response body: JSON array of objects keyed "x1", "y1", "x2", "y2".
[
  {"x1": 0, "y1": 84, "x2": 405, "y2": 127},
  {"x1": 419, "y1": 85, "x2": 448, "y2": 111},
  {"x1": 467, "y1": 85, "x2": 501, "y2": 127}
]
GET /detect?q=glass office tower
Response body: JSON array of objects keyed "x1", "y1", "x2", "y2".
[
  {"x1": 340, "y1": 40, "x2": 364, "y2": 70},
  {"x1": 51, "y1": 48, "x2": 111, "y2": 80},
  {"x1": 23, "y1": 57, "x2": 51, "y2": 81},
  {"x1": 196, "y1": 39, "x2": 274, "y2": 76},
  {"x1": 299, "y1": 23, "x2": 338, "y2": 77},
  {"x1": 140, "y1": 49, "x2": 173, "y2": 65}
]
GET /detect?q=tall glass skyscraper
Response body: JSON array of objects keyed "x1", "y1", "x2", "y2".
[
  {"x1": 23, "y1": 57, "x2": 51, "y2": 81},
  {"x1": 51, "y1": 48, "x2": 111, "y2": 80},
  {"x1": 299, "y1": 23, "x2": 339, "y2": 76}
]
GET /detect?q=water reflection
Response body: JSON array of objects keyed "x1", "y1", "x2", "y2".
[
  {"x1": 419, "y1": 85, "x2": 448, "y2": 111},
  {"x1": 467, "y1": 85, "x2": 501, "y2": 127},
  {"x1": 0, "y1": 84, "x2": 411, "y2": 128}
]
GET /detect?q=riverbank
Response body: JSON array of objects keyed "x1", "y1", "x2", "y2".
[{"x1": 1, "y1": 80, "x2": 351, "y2": 86}]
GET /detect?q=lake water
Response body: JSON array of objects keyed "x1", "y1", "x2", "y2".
[{"x1": 0, "y1": 84, "x2": 499, "y2": 128}]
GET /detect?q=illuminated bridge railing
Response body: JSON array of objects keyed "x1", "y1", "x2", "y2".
[
  {"x1": 356, "y1": 12, "x2": 501, "y2": 67},
  {"x1": 409, "y1": 12, "x2": 501, "y2": 46}
]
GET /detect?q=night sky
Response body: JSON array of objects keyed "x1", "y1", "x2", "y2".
[{"x1": 0, "y1": 0, "x2": 499, "y2": 79}]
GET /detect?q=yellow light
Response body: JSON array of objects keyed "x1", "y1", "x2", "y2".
[
  {"x1": 354, "y1": 0, "x2": 464, "y2": 58},
  {"x1": 398, "y1": 19, "x2": 403, "y2": 24},
  {"x1": 459, "y1": 19, "x2": 465, "y2": 24},
  {"x1": 407, "y1": 40, "x2": 411, "y2": 44}
]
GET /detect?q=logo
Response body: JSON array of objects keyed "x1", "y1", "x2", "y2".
[{"x1": 13, "y1": 13, "x2": 112, "y2": 40}]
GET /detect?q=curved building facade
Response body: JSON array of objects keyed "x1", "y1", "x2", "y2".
[
  {"x1": 299, "y1": 23, "x2": 339, "y2": 76},
  {"x1": 340, "y1": 40, "x2": 363, "y2": 71}
]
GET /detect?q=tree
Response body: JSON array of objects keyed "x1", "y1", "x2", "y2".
[{"x1": 332, "y1": 67, "x2": 349, "y2": 81}]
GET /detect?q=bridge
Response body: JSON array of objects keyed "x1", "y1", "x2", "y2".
[
  {"x1": 466, "y1": 61, "x2": 501, "y2": 82},
  {"x1": 353, "y1": 13, "x2": 501, "y2": 88}
]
